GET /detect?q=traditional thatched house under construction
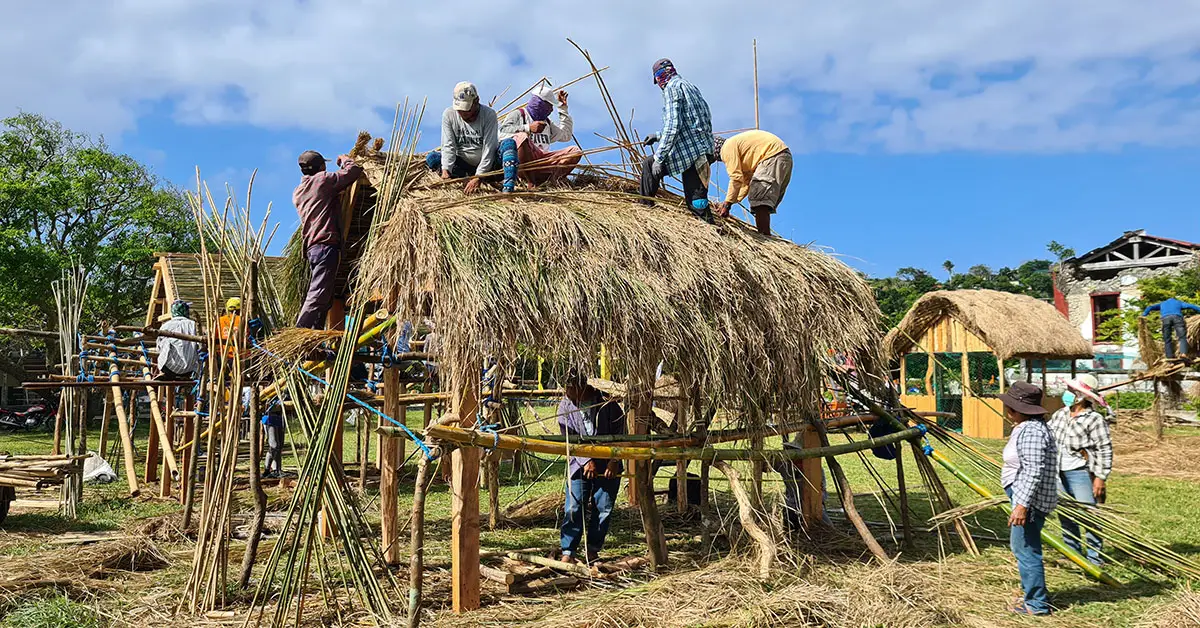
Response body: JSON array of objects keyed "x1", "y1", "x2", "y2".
[{"x1": 886, "y1": 289, "x2": 1093, "y2": 438}]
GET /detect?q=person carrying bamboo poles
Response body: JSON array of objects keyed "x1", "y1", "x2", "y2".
[
  {"x1": 712, "y1": 130, "x2": 792, "y2": 236},
  {"x1": 639, "y1": 58, "x2": 715, "y2": 223},
  {"x1": 425, "y1": 82, "x2": 519, "y2": 194},
  {"x1": 293, "y1": 149, "x2": 364, "y2": 329},
  {"x1": 998, "y1": 382, "x2": 1059, "y2": 616},
  {"x1": 557, "y1": 369, "x2": 625, "y2": 565},
  {"x1": 1048, "y1": 375, "x2": 1112, "y2": 567},
  {"x1": 498, "y1": 85, "x2": 582, "y2": 186}
]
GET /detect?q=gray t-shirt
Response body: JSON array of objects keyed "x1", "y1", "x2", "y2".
[{"x1": 440, "y1": 106, "x2": 499, "y2": 176}]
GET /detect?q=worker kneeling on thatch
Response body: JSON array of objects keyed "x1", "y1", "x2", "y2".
[
  {"x1": 557, "y1": 369, "x2": 625, "y2": 565},
  {"x1": 425, "y1": 81, "x2": 518, "y2": 194},
  {"x1": 498, "y1": 85, "x2": 582, "y2": 187},
  {"x1": 712, "y1": 130, "x2": 792, "y2": 236}
]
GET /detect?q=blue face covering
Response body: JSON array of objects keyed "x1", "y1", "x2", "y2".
[{"x1": 1061, "y1": 391, "x2": 1077, "y2": 407}]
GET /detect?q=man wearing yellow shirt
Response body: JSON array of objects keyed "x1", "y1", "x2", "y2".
[{"x1": 713, "y1": 130, "x2": 792, "y2": 235}]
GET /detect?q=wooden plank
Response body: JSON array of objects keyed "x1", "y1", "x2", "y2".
[
  {"x1": 380, "y1": 365, "x2": 402, "y2": 565},
  {"x1": 451, "y1": 372, "x2": 481, "y2": 614},
  {"x1": 145, "y1": 263, "x2": 164, "y2": 328},
  {"x1": 799, "y1": 426, "x2": 824, "y2": 525}
]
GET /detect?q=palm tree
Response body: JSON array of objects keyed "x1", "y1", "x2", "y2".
[{"x1": 942, "y1": 260, "x2": 955, "y2": 281}]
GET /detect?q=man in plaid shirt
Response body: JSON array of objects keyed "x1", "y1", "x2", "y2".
[
  {"x1": 639, "y1": 58, "x2": 714, "y2": 223},
  {"x1": 999, "y1": 382, "x2": 1059, "y2": 616}
]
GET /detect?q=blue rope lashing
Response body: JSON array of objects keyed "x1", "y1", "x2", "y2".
[
  {"x1": 380, "y1": 342, "x2": 394, "y2": 369},
  {"x1": 923, "y1": 444, "x2": 934, "y2": 456}
]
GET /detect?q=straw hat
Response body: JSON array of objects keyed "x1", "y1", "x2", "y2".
[{"x1": 1066, "y1": 374, "x2": 1108, "y2": 408}]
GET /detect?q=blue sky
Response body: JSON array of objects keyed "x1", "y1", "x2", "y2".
[{"x1": 5, "y1": 0, "x2": 1200, "y2": 277}]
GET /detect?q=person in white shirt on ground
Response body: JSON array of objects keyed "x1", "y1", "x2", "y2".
[{"x1": 1047, "y1": 374, "x2": 1112, "y2": 566}]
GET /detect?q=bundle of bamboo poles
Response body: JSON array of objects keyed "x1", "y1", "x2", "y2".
[{"x1": 0, "y1": 455, "x2": 86, "y2": 489}]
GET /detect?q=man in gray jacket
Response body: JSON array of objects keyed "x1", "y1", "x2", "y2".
[{"x1": 425, "y1": 82, "x2": 517, "y2": 193}]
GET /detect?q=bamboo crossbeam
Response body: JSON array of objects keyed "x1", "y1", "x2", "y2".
[
  {"x1": 114, "y1": 325, "x2": 206, "y2": 343},
  {"x1": 0, "y1": 327, "x2": 60, "y2": 339},
  {"x1": 390, "y1": 424, "x2": 925, "y2": 462},
  {"x1": 506, "y1": 552, "x2": 597, "y2": 578},
  {"x1": 23, "y1": 380, "x2": 193, "y2": 389}
]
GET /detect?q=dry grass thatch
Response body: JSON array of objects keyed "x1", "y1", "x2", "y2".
[
  {"x1": 885, "y1": 289, "x2": 1094, "y2": 361},
  {"x1": 1139, "y1": 585, "x2": 1200, "y2": 628},
  {"x1": 355, "y1": 181, "x2": 884, "y2": 424}
]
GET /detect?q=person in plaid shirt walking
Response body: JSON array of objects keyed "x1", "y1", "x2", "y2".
[
  {"x1": 999, "y1": 382, "x2": 1059, "y2": 616},
  {"x1": 639, "y1": 58, "x2": 715, "y2": 223},
  {"x1": 1048, "y1": 375, "x2": 1112, "y2": 566}
]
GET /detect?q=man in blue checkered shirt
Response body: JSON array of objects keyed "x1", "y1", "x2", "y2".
[
  {"x1": 639, "y1": 58, "x2": 714, "y2": 223},
  {"x1": 999, "y1": 382, "x2": 1059, "y2": 616}
]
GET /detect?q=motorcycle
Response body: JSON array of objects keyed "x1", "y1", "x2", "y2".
[{"x1": 0, "y1": 403, "x2": 54, "y2": 430}]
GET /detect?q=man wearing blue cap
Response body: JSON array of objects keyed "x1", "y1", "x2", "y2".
[{"x1": 640, "y1": 58, "x2": 714, "y2": 223}]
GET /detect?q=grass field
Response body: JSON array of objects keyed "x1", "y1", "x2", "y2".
[{"x1": 2, "y1": 407, "x2": 1199, "y2": 627}]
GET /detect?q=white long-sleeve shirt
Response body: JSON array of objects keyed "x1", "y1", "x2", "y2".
[
  {"x1": 157, "y1": 316, "x2": 200, "y2": 376},
  {"x1": 440, "y1": 106, "x2": 499, "y2": 176},
  {"x1": 498, "y1": 105, "x2": 573, "y2": 149}
]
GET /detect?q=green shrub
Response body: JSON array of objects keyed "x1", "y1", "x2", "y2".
[
  {"x1": 1, "y1": 594, "x2": 105, "y2": 628},
  {"x1": 1105, "y1": 391, "x2": 1155, "y2": 410}
]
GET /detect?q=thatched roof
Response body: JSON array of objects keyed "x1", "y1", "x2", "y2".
[
  {"x1": 356, "y1": 179, "x2": 884, "y2": 423},
  {"x1": 885, "y1": 289, "x2": 1093, "y2": 361},
  {"x1": 153, "y1": 253, "x2": 288, "y2": 326}
]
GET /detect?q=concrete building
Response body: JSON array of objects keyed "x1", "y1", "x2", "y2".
[{"x1": 1053, "y1": 230, "x2": 1199, "y2": 377}]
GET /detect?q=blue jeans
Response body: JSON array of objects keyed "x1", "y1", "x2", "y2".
[
  {"x1": 1059, "y1": 468, "x2": 1103, "y2": 565},
  {"x1": 1163, "y1": 315, "x2": 1190, "y2": 359},
  {"x1": 1005, "y1": 486, "x2": 1052, "y2": 615},
  {"x1": 561, "y1": 476, "x2": 620, "y2": 557},
  {"x1": 424, "y1": 139, "x2": 518, "y2": 192}
]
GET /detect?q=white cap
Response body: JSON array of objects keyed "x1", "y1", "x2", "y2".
[
  {"x1": 533, "y1": 85, "x2": 556, "y2": 103},
  {"x1": 452, "y1": 82, "x2": 478, "y2": 111}
]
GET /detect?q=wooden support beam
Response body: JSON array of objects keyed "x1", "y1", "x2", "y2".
[
  {"x1": 381, "y1": 364, "x2": 403, "y2": 566},
  {"x1": 451, "y1": 371, "x2": 481, "y2": 614},
  {"x1": 630, "y1": 386, "x2": 667, "y2": 569},
  {"x1": 896, "y1": 447, "x2": 913, "y2": 551},
  {"x1": 817, "y1": 427, "x2": 888, "y2": 564},
  {"x1": 799, "y1": 425, "x2": 825, "y2": 526}
]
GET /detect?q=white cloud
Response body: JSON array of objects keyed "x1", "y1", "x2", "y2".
[{"x1": 3, "y1": 0, "x2": 1200, "y2": 153}]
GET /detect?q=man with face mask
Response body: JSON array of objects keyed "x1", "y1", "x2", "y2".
[
  {"x1": 639, "y1": 58, "x2": 714, "y2": 223},
  {"x1": 1047, "y1": 375, "x2": 1112, "y2": 566},
  {"x1": 499, "y1": 85, "x2": 582, "y2": 186}
]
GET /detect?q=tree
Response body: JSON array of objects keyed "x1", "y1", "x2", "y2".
[
  {"x1": 0, "y1": 113, "x2": 197, "y2": 389},
  {"x1": 942, "y1": 260, "x2": 954, "y2": 280},
  {"x1": 1047, "y1": 240, "x2": 1076, "y2": 261},
  {"x1": 871, "y1": 258, "x2": 1055, "y2": 328}
]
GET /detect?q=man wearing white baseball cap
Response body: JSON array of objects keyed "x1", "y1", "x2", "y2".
[
  {"x1": 1047, "y1": 373, "x2": 1113, "y2": 566},
  {"x1": 425, "y1": 82, "x2": 517, "y2": 194}
]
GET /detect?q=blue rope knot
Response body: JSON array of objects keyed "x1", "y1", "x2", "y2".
[
  {"x1": 916, "y1": 423, "x2": 928, "y2": 435},
  {"x1": 923, "y1": 444, "x2": 934, "y2": 456}
]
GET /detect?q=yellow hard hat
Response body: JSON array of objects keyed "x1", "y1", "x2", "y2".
[{"x1": 226, "y1": 297, "x2": 242, "y2": 311}]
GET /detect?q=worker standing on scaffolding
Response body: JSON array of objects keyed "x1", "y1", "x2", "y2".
[
  {"x1": 293, "y1": 150, "x2": 364, "y2": 329},
  {"x1": 155, "y1": 300, "x2": 200, "y2": 381},
  {"x1": 557, "y1": 369, "x2": 625, "y2": 565},
  {"x1": 1142, "y1": 297, "x2": 1199, "y2": 362},
  {"x1": 639, "y1": 58, "x2": 714, "y2": 223}
]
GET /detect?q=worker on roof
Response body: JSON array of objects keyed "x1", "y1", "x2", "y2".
[
  {"x1": 498, "y1": 85, "x2": 582, "y2": 186},
  {"x1": 425, "y1": 82, "x2": 518, "y2": 194},
  {"x1": 712, "y1": 130, "x2": 793, "y2": 236},
  {"x1": 557, "y1": 369, "x2": 625, "y2": 565},
  {"x1": 1047, "y1": 375, "x2": 1112, "y2": 567},
  {"x1": 155, "y1": 300, "x2": 200, "y2": 381},
  {"x1": 216, "y1": 297, "x2": 243, "y2": 360},
  {"x1": 293, "y1": 149, "x2": 363, "y2": 330},
  {"x1": 639, "y1": 58, "x2": 714, "y2": 223},
  {"x1": 1141, "y1": 297, "x2": 1199, "y2": 362}
]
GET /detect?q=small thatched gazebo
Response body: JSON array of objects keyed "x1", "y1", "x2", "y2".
[{"x1": 885, "y1": 289, "x2": 1093, "y2": 438}]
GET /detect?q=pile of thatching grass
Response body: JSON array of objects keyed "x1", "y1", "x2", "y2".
[
  {"x1": 0, "y1": 538, "x2": 169, "y2": 599},
  {"x1": 885, "y1": 289, "x2": 1094, "y2": 361},
  {"x1": 257, "y1": 327, "x2": 342, "y2": 366},
  {"x1": 435, "y1": 556, "x2": 969, "y2": 628},
  {"x1": 356, "y1": 183, "x2": 883, "y2": 424},
  {"x1": 1189, "y1": 315, "x2": 1200, "y2": 358},
  {"x1": 1140, "y1": 585, "x2": 1200, "y2": 627},
  {"x1": 278, "y1": 231, "x2": 308, "y2": 326}
]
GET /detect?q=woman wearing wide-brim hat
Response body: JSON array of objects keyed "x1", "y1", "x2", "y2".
[
  {"x1": 1047, "y1": 374, "x2": 1113, "y2": 566},
  {"x1": 998, "y1": 381, "x2": 1059, "y2": 616}
]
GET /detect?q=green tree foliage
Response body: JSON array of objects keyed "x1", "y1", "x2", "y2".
[
  {"x1": 870, "y1": 259, "x2": 1054, "y2": 328},
  {"x1": 0, "y1": 113, "x2": 197, "y2": 383}
]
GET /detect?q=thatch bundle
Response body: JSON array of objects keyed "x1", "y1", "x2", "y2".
[
  {"x1": 356, "y1": 183, "x2": 883, "y2": 424},
  {"x1": 885, "y1": 289, "x2": 1093, "y2": 361}
]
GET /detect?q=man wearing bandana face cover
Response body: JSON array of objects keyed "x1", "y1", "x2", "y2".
[
  {"x1": 498, "y1": 85, "x2": 582, "y2": 186},
  {"x1": 639, "y1": 58, "x2": 714, "y2": 223}
]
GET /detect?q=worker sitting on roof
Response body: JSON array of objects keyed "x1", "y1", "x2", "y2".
[
  {"x1": 712, "y1": 130, "x2": 793, "y2": 236},
  {"x1": 639, "y1": 58, "x2": 714, "y2": 223},
  {"x1": 498, "y1": 85, "x2": 582, "y2": 187},
  {"x1": 1141, "y1": 297, "x2": 1200, "y2": 362},
  {"x1": 293, "y1": 150, "x2": 363, "y2": 329},
  {"x1": 557, "y1": 369, "x2": 625, "y2": 565},
  {"x1": 425, "y1": 82, "x2": 518, "y2": 194},
  {"x1": 155, "y1": 300, "x2": 200, "y2": 381},
  {"x1": 216, "y1": 297, "x2": 243, "y2": 360}
]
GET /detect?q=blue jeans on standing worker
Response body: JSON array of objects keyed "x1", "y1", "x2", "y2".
[
  {"x1": 1005, "y1": 486, "x2": 1052, "y2": 615},
  {"x1": 1163, "y1": 314, "x2": 1190, "y2": 359},
  {"x1": 1059, "y1": 468, "x2": 1103, "y2": 565},
  {"x1": 561, "y1": 476, "x2": 620, "y2": 559},
  {"x1": 424, "y1": 139, "x2": 518, "y2": 192}
]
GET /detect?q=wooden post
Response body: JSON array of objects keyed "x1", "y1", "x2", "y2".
[
  {"x1": 108, "y1": 380, "x2": 140, "y2": 497},
  {"x1": 450, "y1": 369, "x2": 481, "y2": 614},
  {"x1": 799, "y1": 425, "x2": 825, "y2": 526},
  {"x1": 693, "y1": 385, "x2": 713, "y2": 544},
  {"x1": 182, "y1": 382, "x2": 202, "y2": 530},
  {"x1": 817, "y1": 428, "x2": 888, "y2": 563},
  {"x1": 408, "y1": 451, "x2": 433, "y2": 628},
  {"x1": 1025, "y1": 358, "x2": 1033, "y2": 383},
  {"x1": 674, "y1": 389, "x2": 688, "y2": 515},
  {"x1": 1154, "y1": 380, "x2": 1164, "y2": 441},
  {"x1": 52, "y1": 398, "x2": 64, "y2": 455},
  {"x1": 486, "y1": 371, "x2": 504, "y2": 530},
  {"x1": 895, "y1": 448, "x2": 913, "y2": 551},
  {"x1": 98, "y1": 396, "x2": 113, "y2": 462},
  {"x1": 381, "y1": 365, "x2": 403, "y2": 565},
  {"x1": 630, "y1": 385, "x2": 667, "y2": 569}
]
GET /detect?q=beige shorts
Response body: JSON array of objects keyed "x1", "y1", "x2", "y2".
[{"x1": 747, "y1": 149, "x2": 793, "y2": 213}]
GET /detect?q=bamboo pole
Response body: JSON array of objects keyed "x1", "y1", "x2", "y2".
[
  {"x1": 630, "y1": 386, "x2": 667, "y2": 569},
  {"x1": 407, "y1": 450, "x2": 433, "y2": 628},
  {"x1": 381, "y1": 364, "x2": 403, "y2": 565},
  {"x1": 752, "y1": 39, "x2": 760, "y2": 130},
  {"x1": 97, "y1": 397, "x2": 112, "y2": 463},
  {"x1": 506, "y1": 552, "x2": 597, "y2": 578},
  {"x1": 107, "y1": 374, "x2": 140, "y2": 497},
  {"x1": 816, "y1": 426, "x2": 889, "y2": 563},
  {"x1": 896, "y1": 448, "x2": 913, "y2": 551},
  {"x1": 238, "y1": 262, "x2": 264, "y2": 590}
]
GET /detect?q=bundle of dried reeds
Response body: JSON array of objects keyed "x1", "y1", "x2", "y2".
[{"x1": 52, "y1": 266, "x2": 89, "y2": 517}]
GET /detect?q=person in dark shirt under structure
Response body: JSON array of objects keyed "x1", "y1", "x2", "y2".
[
  {"x1": 292, "y1": 150, "x2": 364, "y2": 329},
  {"x1": 557, "y1": 369, "x2": 626, "y2": 564}
]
